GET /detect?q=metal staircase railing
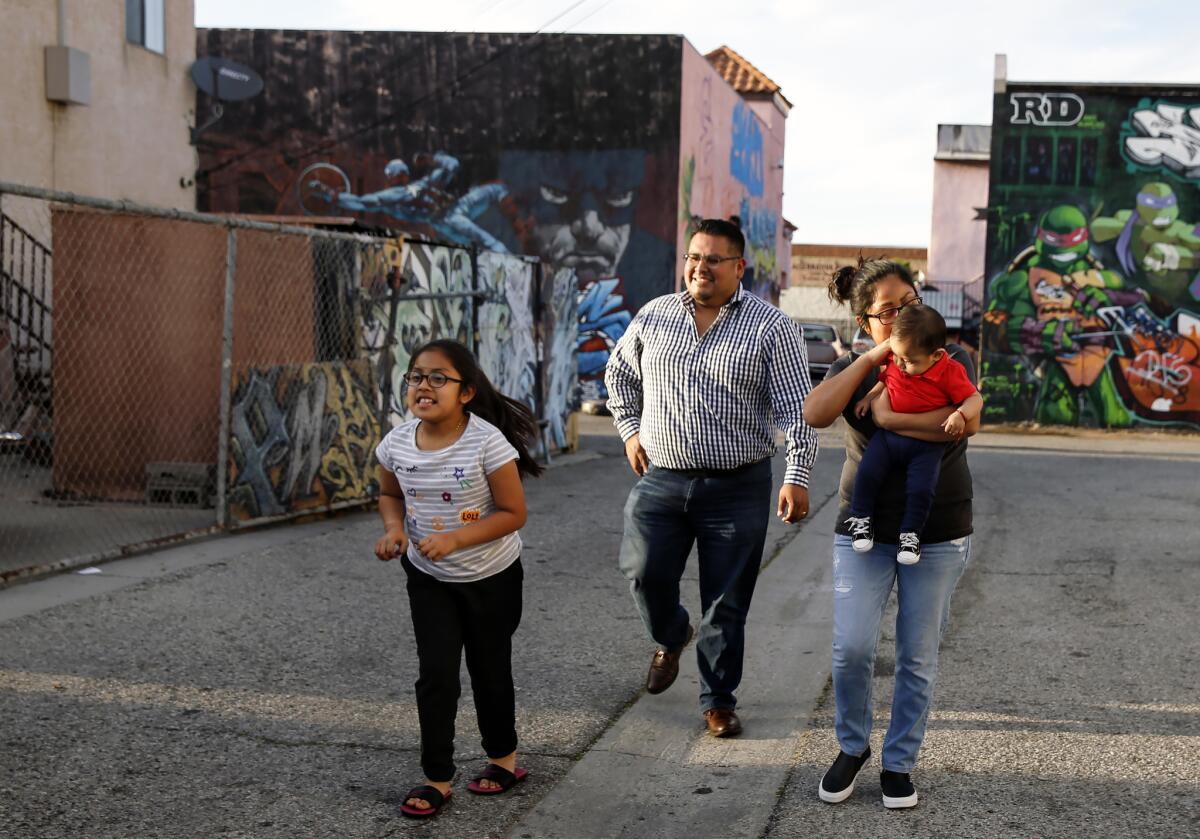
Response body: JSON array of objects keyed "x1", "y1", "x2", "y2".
[{"x1": 1, "y1": 212, "x2": 53, "y2": 444}]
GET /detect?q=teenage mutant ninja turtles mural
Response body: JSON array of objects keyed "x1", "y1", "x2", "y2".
[
  {"x1": 982, "y1": 86, "x2": 1200, "y2": 429},
  {"x1": 1090, "y1": 182, "x2": 1200, "y2": 307}
]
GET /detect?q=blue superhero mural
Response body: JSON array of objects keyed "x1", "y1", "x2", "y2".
[{"x1": 298, "y1": 152, "x2": 511, "y2": 251}]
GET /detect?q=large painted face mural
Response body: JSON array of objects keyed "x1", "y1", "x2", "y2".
[
  {"x1": 981, "y1": 89, "x2": 1200, "y2": 429},
  {"x1": 499, "y1": 150, "x2": 645, "y2": 283},
  {"x1": 196, "y1": 30, "x2": 682, "y2": 405}
]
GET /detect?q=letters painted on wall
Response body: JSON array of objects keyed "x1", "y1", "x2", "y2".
[
  {"x1": 360, "y1": 239, "x2": 580, "y2": 444},
  {"x1": 227, "y1": 361, "x2": 381, "y2": 523}
]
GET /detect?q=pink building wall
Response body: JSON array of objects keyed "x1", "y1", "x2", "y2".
[
  {"x1": 927, "y1": 159, "x2": 989, "y2": 285},
  {"x1": 678, "y1": 44, "x2": 787, "y2": 301}
]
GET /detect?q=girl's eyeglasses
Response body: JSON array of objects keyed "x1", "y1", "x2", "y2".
[
  {"x1": 403, "y1": 371, "x2": 463, "y2": 388},
  {"x1": 864, "y1": 296, "x2": 922, "y2": 325}
]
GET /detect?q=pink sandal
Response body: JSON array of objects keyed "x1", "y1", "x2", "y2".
[
  {"x1": 467, "y1": 764, "x2": 529, "y2": 795},
  {"x1": 399, "y1": 784, "x2": 451, "y2": 818}
]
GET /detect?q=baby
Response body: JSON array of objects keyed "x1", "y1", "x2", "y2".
[{"x1": 847, "y1": 303, "x2": 983, "y2": 564}]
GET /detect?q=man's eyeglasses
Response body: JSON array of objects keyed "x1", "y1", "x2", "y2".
[
  {"x1": 864, "y1": 296, "x2": 922, "y2": 325},
  {"x1": 684, "y1": 253, "x2": 743, "y2": 267},
  {"x1": 403, "y1": 371, "x2": 463, "y2": 388}
]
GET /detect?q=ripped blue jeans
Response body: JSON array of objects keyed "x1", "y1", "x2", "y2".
[{"x1": 831, "y1": 533, "x2": 971, "y2": 772}]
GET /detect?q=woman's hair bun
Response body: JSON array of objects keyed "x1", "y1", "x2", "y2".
[{"x1": 827, "y1": 264, "x2": 857, "y2": 304}]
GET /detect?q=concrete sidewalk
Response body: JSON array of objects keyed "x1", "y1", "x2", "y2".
[{"x1": 507, "y1": 488, "x2": 841, "y2": 839}]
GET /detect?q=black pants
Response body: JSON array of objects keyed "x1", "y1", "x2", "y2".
[{"x1": 403, "y1": 556, "x2": 523, "y2": 782}]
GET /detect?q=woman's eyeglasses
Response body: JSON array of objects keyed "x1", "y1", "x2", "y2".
[
  {"x1": 403, "y1": 371, "x2": 463, "y2": 388},
  {"x1": 864, "y1": 296, "x2": 922, "y2": 325}
]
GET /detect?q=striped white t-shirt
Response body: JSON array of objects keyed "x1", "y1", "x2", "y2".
[{"x1": 375, "y1": 414, "x2": 521, "y2": 582}]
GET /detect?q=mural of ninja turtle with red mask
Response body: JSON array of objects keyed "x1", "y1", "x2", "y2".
[{"x1": 984, "y1": 205, "x2": 1146, "y2": 427}]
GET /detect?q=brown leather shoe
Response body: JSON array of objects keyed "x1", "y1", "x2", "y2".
[
  {"x1": 703, "y1": 708, "x2": 743, "y2": 738},
  {"x1": 645, "y1": 625, "x2": 694, "y2": 695}
]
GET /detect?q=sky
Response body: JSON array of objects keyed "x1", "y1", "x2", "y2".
[{"x1": 193, "y1": 0, "x2": 1200, "y2": 248}]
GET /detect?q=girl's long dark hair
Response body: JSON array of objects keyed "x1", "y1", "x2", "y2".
[{"x1": 407, "y1": 339, "x2": 545, "y2": 478}]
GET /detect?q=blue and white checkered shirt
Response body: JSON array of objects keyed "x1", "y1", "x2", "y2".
[{"x1": 605, "y1": 287, "x2": 817, "y2": 486}]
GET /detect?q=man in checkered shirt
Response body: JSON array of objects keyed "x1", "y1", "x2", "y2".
[{"x1": 606, "y1": 218, "x2": 817, "y2": 738}]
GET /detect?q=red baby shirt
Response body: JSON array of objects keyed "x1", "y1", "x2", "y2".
[{"x1": 879, "y1": 352, "x2": 977, "y2": 413}]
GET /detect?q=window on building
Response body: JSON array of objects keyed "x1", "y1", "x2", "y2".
[
  {"x1": 999, "y1": 136, "x2": 1021, "y2": 184},
  {"x1": 126, "y1": 0, "x2": 165, "y2": 54},
  {"x1": 1079, "y1": 138, "x2": 1098, "y2": 187},
  {"x1": 1055, "y1": 138, "x2": 1077, "y2": 186},
  {"x1": 1023, "y1": 136, "x2": 1052, "y2": 185}
]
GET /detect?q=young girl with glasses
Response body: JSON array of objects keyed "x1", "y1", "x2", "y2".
[{"x1": 373, "y1": 339, "x2": 543, "y2": 819}]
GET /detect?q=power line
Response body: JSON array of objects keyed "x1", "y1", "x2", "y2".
[
  {"x1": 198, "y1": 0, "x2": 602, "y2": 182},
  {"x1": 195, "y1": 0, "x2": 521, "y2": 177},
  {"x1": 560, "y1": 0, "x2": 619, "y2": 32}
]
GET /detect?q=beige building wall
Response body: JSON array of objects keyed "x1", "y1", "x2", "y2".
[
  {"x1": 790, "y1": 244, "x2": 928, "y2": 288},
  {"x1": 927, "y1": 159, "x2": 989, "y2": 286},
  {"x1": 0, "y1": 0, "x2": 197, "y2": 211}
]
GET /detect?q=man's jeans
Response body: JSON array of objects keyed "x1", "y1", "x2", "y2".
[
  {"x1": 831, "y1": 533, "x2": 971, "y2": 772},
  {"x1": 619, "y1": 460, "x2": 771, "y2": 711}
]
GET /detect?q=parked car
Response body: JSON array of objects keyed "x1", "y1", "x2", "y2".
[
  {"x1": 793, "y1": 321, "x2": 846, "y2": 381},
  {"x1": 851, "y1": 327, "x2": 875, "y2": 355}
]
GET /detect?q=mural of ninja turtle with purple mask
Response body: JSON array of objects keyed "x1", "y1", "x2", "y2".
[{"x1": 1090, "y1": 182, "x2": 1200, "y2": 306}]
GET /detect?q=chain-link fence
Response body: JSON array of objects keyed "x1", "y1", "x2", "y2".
[{"x1": 0, "y1": 182, "x2": 578, "y2": 582}]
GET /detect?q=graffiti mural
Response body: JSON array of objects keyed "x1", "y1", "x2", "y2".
[
  {"x1": 577, "y1": 278, "x2": 631, "y2": 403},
  {"x1": 1091, "y1": 182, "x2": 1200, "y2": 306},
  {"x1": 298, "y1": 154, "x2": 513, "y2": 251},
  {"x1": 541, "y1": 266, "x2": 581, "y2": 450},
  {"x1": 362, "y1": 241, "x2": 473, "y2": 425},
  {"x1": 358, "y1": 237, "x2": 580, "y2": 449},
  {"x1": 197, "y1": 29, "x2": 681, "y2": 409},
  {"x1": 730, "y1": 100, "x2": 764, "y2": 198},
  {"x1": 982, "y1": 84, "x2": 1200, "y2": 430},
  {"x1": 476, "y1": 250, "x2": 537, "y2": 410},
  {"x1": 496, "y1": 148, "x2": 671, "y2": 403},
  {"x1": 739, "y1": 196, "x2": 781, "y2": 299},
  {"x1": 227, "y1": 361, "x2": 381, "y2": 522}
]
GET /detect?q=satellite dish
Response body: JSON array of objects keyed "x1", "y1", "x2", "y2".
[
  {"x1": 189, "y1": 57, "x2": 263, "y2": 144},
  {"x1": 190, "y1": 57, "x2": 263, "y2": 102}
]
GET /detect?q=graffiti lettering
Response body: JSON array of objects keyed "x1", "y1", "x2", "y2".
[
  {"x1": 477, "y1": 251, "x2": 538, "y2": 411},
  {"x1": 229, "y1": 372, "x2": 290, "y2": 518},
  {"x1": 1123, "y1": 102, "x2": 1200, "y2": 179},
  {"x1": 1129, "y1": 349, "x2": 1193, "y2": 396},
  {"x1": 1010, "y1": 93, "x2": 1085, "y2": 127},
  {"x1": 730, "y1": 101, "x2": 764, "y2": 197},
  {"x1": 542, "y1": 267, "x2": 580, "y2": 448},
  {"x1": 281, "y1": 368, "x2": 338, "y2": 502},
  {"x1": 227, "y1": 362, "x2": 381, "y2": 522},
  {"x1": 1034, "y1": 278, "x2": 1071, "y2": 304},
  {"x1": 362, "y1": 242, "x2": 472, "y2": 425}
]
